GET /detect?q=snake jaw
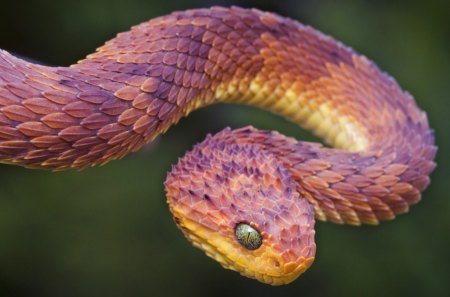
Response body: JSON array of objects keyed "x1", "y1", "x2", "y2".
[
  {"x1": 168, "y1": 201, "x2": 315, "y2": 285},
  {"x1": 165, "y1": 132, "x2": 316, "y2": 285}
]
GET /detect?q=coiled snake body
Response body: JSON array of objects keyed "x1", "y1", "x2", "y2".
[{"x1": 0, "y1": 7, "x2": 436, "y2": 285}]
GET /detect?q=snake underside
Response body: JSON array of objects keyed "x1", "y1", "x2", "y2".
[{"x1": 0, "y1": 6, "x2": 437, "y2": 285}]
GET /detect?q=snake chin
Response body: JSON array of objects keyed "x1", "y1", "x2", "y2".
[{"x1": 165, "y1": 129, "x2": 316, "y2": 285}]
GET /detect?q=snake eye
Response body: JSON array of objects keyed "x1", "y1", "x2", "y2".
[{"x1": 235, "y1": 223, "x2": 263, "y2": 250}]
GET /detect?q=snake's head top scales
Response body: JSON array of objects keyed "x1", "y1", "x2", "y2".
[{"x1": 165, "y1": 129, "x2": 316, "y2": 285}]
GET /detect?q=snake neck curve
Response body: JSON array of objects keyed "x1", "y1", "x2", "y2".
[{"x1": 0, "y1": 6, "x2": 436, "y2": 224}]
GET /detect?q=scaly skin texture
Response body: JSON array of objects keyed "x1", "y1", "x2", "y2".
[{"x1": 0, "y1": 6, "x2": 437, "y2": 285}]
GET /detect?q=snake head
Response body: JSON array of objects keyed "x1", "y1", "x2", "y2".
[{"x1": 165, "y1": 128, "x2": 316, "y2": 285}]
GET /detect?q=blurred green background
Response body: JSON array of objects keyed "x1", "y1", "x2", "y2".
[{"x1": 0, "y1": 0, "x2": 449, "y2": 296}]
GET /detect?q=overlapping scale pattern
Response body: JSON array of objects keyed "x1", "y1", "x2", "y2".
[{"x1": 0, "y1": 6, "x2": 437, "y2": 285}]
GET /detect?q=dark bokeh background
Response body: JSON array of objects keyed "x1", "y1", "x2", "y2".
[{"x1": 0, "y1": 0, "x2": 449, "y2": 296}]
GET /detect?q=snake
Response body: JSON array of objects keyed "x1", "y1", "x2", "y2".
[{"x1": 0, "y1": 6, "x2": 437, "y2": 285}]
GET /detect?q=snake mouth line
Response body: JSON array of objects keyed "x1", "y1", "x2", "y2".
[{"x1": 169, "y1": 204, "x2": 314, "y2": 285}]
